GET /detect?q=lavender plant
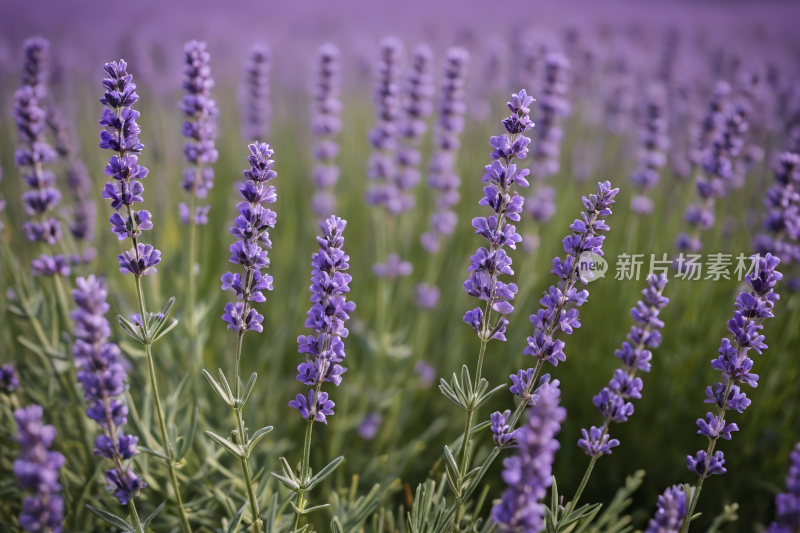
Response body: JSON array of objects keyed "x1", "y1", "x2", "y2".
[
  {"x1": 204, "y1": 141, "x2": 278, "y2": 533},
  {"x1": 681, "y1": 253, "x2": 782, "y2": 532},
  {"x1": 766, "y1": 441, "x2": 800, "y2": 531},
  {"x1": 72, "y1": 275, "x2": 156, "y2": 531},
  {"x1": 13, "y1": 404, "x2": 65, "y2": 533},
  {"x1": 14, "y1": 37, "x2": 68, "y2": 278},
  {"x1": 420, "y1": 47, "x2": 470, "y2": 255},
  {"x1": 310, "y1": 44, "x2": 342, "y2": 217},
  {"x1": 240, "y1": 45, "x2": 272, "y2": 142},
  {"x1": 630, "y1": 84, "x2": 669, "y2": 215},
  {"x1": 96, "y1": 59, "x2": 190, "y2": 533},
  {"x1": 274, "y1": 215, "x2": 354, "y2": 528}
]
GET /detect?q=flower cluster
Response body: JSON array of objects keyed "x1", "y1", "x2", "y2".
[
  {"x1": 687, "y1": 253, "x2": 781, "y2": 480},
  {"x1": 291, "y1": 216, "x2": 355, "y2": 424},
  {"x1": 677, "y1": 83, "x2": 749, "y2": 253},
  {"x1": 491, "y1": 379, "x2": 566, "y2": 533},
  {"x1": 221, "y1": 142, "x2": 277, "y2": 334},
  {"x1": 13, "y1": 404, "x2": 65, "y2": 533},
  {"x1": 461, "y1": 89, "x2": 533, "y2": 342},
  {"x1": 421, "y1": 47, "x2": 471, "y2": 253},
  {"x1": 520, "y1": 181, "x2": 618, "y2": 367},
  {"x1": 603, "y1": 52, "x2": 635, "y2": 135},
  {"x1": 531, "y1": 52, "x2": 570, "y2": 179},
  {"x1": 98, "y1": 60, "x2": 160, "y2": 275},
  {"x1": 65, "y1": 160, "x2": 97, "y2": 262},
  {"x1": 643, "y1": 485, "x2": 690, "y2": 533},
  {"x1": 1, "y1": 363, "x2": 20, "y2": 393},
  {"x1": 395, "y1": 43, "x2": 434, "y2": 211},
  {"x1": 365, "y1": 37, "x2": 409, "y2": 214},
  {"x1": 240, "y1": 44, "x2": 272, "y2": 142},
  {"x1": 14, "y1": 37, "x2": 67, "y2": 276},
  {"x1": 630, "y1": 84, "x2": 669, "y2": 215},
  {"x1": 753, "y1": 152, "x2": 800, "y2": 291},
  {"x1": 71, "y1": 275, "x2": 145, "y2": 505},
  {"x1": 310, "y1": 43, "x2": 342, "y2": 217},
  {"x1": 578, "y1": 274, "x2": 670, "y2": 458},
  {"x1": 179, "y1": 40, "x2": 218, "y2": 223},
  {"x1": 767, "y1": 442, "x2": 800, "y2": 531}
]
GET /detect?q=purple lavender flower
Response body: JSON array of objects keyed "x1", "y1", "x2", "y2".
[
  {"x1": 240, "y1": 44, "x2": 272, "y2": 141},
  {"x1": 491, "y1": 379, "x2": 565, "y2": 533},
  {"x1": 220, "y1": 142, "x2": 277, "y2": 334},
  {"x1": 461, "y1": 90, "x2": 533, "y2": 342},
  {"x1": 489, "y1": 410, "x2": 518, "y2": 447},
  {"x1": 180, "y1": 40, "x2": 217, "y2": 228},
  {"x1": 683, "y1": 254, "x2": 781, "y2": 521},
  {"x1": 1, "y1": 364, "x2": 20, "y2": 392},
  {"x1": 31, "y1": 255, "x2": 70, "y2": 277},
  {"x1": 414, "y1": 283, "x2": 440, "y2": 310},
  {"x1": 13, "y1": 404, "x2": 65, "y2": 533},
  {"x1": 414, "y1": 361, "x2": 436, "y2": 388},
  {"x1": 530, "y1": 52, "x2": 570, "y2": 179},
  {"x1": 71, "y1": 275, "x2": 145, "y2": 505},
  {"x1": 365, "y1": 37, "x2": 408, "y2": 214},
  {"x1": 311, "y1": 44, "x2": 342, "y2": 217},
  {"x1": 630, "y1": 84, "x2": 669, "y2": 215},
  {"x1": 291, "y1": 216, "x2": 354, "y2": 423},
  {"x1": 643, "y1": 485, "x2": 689, "y2": 533},
  {"x1": 98, "y1": 60, "x2": 160, "y2": 277},
  {"x1": 373, "y1": 253, "x2": 412, "y2": 279},
  {"x1": 421, "y1": 47, "x2": 471, "y2": 253},
  {"x1": 14, "y1": 38, "x2": 66, "y2": 276},
  {"x1": 578, "y1": 275, "x2": 669, "y2": 456},
  {"x1": 358, "y1": 413, "x2": 383, "y2": 440},
  {"x1": 767, "y1": 442, "x2": 800, "y2": 530}
]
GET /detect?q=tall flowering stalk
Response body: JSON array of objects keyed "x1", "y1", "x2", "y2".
[
  {"x1": 630, "y1": 84, "x2": 669, "y2": 215},
  {"x1": 753, "y1": 152, "x2": 800, "y2": 290},
  {"x1": 72, "y1": 275, "x2": 149, "y2": 529},
  {"x1": 420, "y1": 47, "x2": 470, "y2": 254},
  {"x1": 677, "y1": 83, "x2": 748, "y2": 254},
  {"x1": 491, "y1": 379, "x2": 565, "y2": 533},
  {"x1": 96, "y1": 60, "x2": 190, "y2": 533},
  {"x1": 14, "y1": 37, "x2": 68, "y2": 278},
  {"x1": 682, "y1": 253, "x2": 782, "y2": 532},
  {"x1": 274, "y1": 216, "x2": 353, "y2": 528},
  {"x1": 644, "y1": 485, "x2": 690, "y2": 533},
  {"x1": 13, "y1": 404, "x2": 65, "y2": 533},
  {"x1": 569, "y1": 275, "x2": 670, "y2": 514},
  {"x1": 179, "y1": 40, "x2": 218, "y2": 354},
  {"x1": 766, "y1": 441, "x2": 800, "y2": 531},
  {"x1": 310, "y1": 44, "x2": 342, "y2": 217},
  {"x1": 240, "y1": 45, "x2": 272, "y2": 142},
  {"x1": 204, "y1": 142, "x2": 278, "y2": 533}
]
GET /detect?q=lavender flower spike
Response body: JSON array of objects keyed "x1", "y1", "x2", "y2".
[
  {"x1": 643, "y1": 485, "x2": 691, "y2": 533},
  {"x1": 630, "y1": 84, "x2": 669, "y2": 215},
  {"x1": 766, "y1": 442, "x2": 800, "y2": 531},
  {"x1": 492, "y1": 379, "x2": 566, "y2": 533},
  {"x1": 14, "y1": 404, "x2": 65, "y2": 533},
  {"x1": 292, "y1": 215, "x2": 355, "y2": 422},
  {"x1": 72, "y1": 275, "x2": 145, "y2": 505},
  {"x1": 220, "y1": 142, "x2": 277, "y2": 334},
  {"x1": 421, "y1": 47, "x2": 471, "y2": 253},
  {"x1": 179, "y1": 40, "x2": 218, "y2": 223},
  {"x1": 15, "y1": 37, "x2": 68, "y2": 276},
  {"x1": 310, "y1": 43, "x2": 342, "y2": 217},
  {"x1": 462, "y1": 89, "x2": 533, "y2": 343},
  {"x1": 579, "y1": 274, "x2": 670, "y2": 457},
  {"x1": 683, "y1": 253, "x2": 782, "y2": 531},
  {"x1": 240, "y1": 44, "x2": 272, "y2": 142}
]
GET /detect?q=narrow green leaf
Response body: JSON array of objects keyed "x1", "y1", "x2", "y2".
[
  {"x1": 205, "y1": 431, "x2": 245, "y2": 458},
  {"x1": 245, "y1": 426, "x2": 273, "y2": 456},
  {"x1": 241, "y1": 372, "x2": 257, "y2": 407},
  {"x1": 290, "y1": 502, "x2": 330, "y2": 515},
  {"x1": 117, "y1": 315, "x2": 145, "y2": 344},
  {"x1": 550, "y1": 476, "x2": 559, "y2": 519},
  {"x1": 443, "y1": 446, "x2": 460, "y2": 481},
  {"x1": 469, "y1": 421, "x2": 492, "y2": 436},
  {"x1": 138, "y1": 446, "x2": 169, "y2": 461},
  {"x1": 270, "y1": 472, "x2": 299, "y2": 491},
  {"x1": 331, "y1": 516, "x2": 344, "y2": 533},
  {"x1": 143, "y1": 500, "x2": 167, "y2": 526},
  {"x1": 305, "y1": 456, "x2": 344, "y2": 491},
  {"x1": 475, "y1": 384, "x2": 507, "y2": 409},
  {"x1": 202, "y1": 369, "x2": 233, "y2": 407},
  {"x1": 279, "y1": 457, "x2": 299, "y2": 483},
  {"x1": 85, "y1": 505, "x2": 134, "y2": 531},
  {"x1": 218, "y1": 369, "x2": 235, "y2": 403},
  {"x1": 227, "y1": 501, "x2": 248, "y2": 533},
  {"x1": 460, "y1": 365, "x2": 474, "y2": 400},
  {"x1": 177, "y1": 405, "x2": 199, "y2": 461},
  {"x1": 151, "y1": 317, "x2": 178, "y2": 344}
]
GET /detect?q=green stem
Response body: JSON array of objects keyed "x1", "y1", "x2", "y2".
[
  {"x1": 128, "y1": 499, "x2": 144, "y2": 532},
  {"x1": 52, "y1": 273, "x2": 73, "y2": 330},
  {"x1": 562, "y1": 456, "x2": 597, "y2": 524},
  {"x1": 682, "y1": 477, "x2": 705, "y2": 533},
  {"x1": 187, "y1": 194, "x2": 197, "y2": 340},
  {"x1": 236, "y1": 408, "x2": 262, "y2": 533},
  {"x1": 295, "y1": 419, "x2": 315, "y2": 530}
]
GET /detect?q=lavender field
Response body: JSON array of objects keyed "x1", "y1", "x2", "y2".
[{"x1": 0, "y1": 1, "x2": 799, "y2": 532}]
